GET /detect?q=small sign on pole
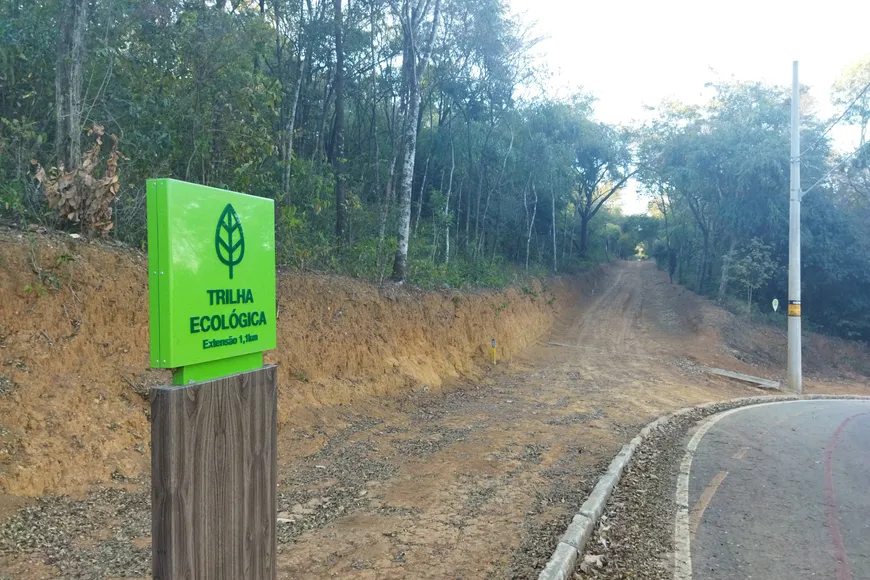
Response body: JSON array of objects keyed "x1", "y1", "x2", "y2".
[{"x1": 772, "y1": 298, "x2": 779, "y2": 312}]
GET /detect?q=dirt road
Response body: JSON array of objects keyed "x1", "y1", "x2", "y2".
[
  {"x1": 271, "y1": 262, "x2": 755, "y2": 579},
  {"x1": 0, "y1": 261, "x2": 856, "y2": 579}
]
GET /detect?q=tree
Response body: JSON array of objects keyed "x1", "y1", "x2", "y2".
[
  {"x1": 637, "y1": 83, "x2": 817, "y2": 293},
  {"x1": 271, "y1": 0, "x2": 308, "y2": 209},
  {"x1": 55, "y1": 0, "x2": 89, "y2": 170},
  {"x1": 832, "y1": 56, "x2": 870, "y2": 202},
  {"x1": 390, "y1": 0, "x2": 441, "y2": 282},
  {"x1": 635, "y1": 80, "x2": 870, "y2": 340},
  {"x1": 602, "y1": 222, "x2": 620, "y2": 260},
  {"x1": 572, "y1": 122, "x2": 633, "y2": 257},
  {"x1": 832, "y1": 55, "x2": 870, "y2": 147},
  {"x1": 331, "y1": 0, "x2": 347, "y2": 246},
  {"x1": 732, "y1": 238, "x2": 775, "y2": 312}
]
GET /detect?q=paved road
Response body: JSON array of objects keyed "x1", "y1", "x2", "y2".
[{"x1": 687, "y1": 400, "x2": 870, "y2": 580}]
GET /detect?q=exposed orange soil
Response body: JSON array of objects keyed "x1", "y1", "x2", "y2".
[{"x1": 0, "y1": 228, "x2": 571, "y2": 497}]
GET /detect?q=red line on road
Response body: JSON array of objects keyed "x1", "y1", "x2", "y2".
[{"x1": 824, "y1": 412, "x2": 868, "y2": 580}]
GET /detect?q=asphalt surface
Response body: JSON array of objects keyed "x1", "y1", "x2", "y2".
[{"x1": 688, "y1": 400, "x2": 870, "y2": 580}]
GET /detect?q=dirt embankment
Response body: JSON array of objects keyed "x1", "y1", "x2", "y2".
[
  {"x1": 270, "y1": 272, "x2": 582, "y2": 426},
  {"x1": 0, "y1": 229, "x2": 587, "y2": 497}
]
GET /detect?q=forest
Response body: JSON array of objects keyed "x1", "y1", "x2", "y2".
[{"x1": 1, "y1": 0, "x2": 869, "y2": 341}]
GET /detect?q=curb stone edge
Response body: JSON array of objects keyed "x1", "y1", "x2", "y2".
[{"x1": 536, "y1": 393, "x2": 870, "y2": 580}]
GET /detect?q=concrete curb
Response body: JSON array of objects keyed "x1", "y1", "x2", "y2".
[{"x1": 536, "y1": 393, "x2": 870, "y2": 580}]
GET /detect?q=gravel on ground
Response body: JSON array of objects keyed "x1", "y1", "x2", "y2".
[{"x1": 574, "y1": 400, "x2": 773, "y2": 579}]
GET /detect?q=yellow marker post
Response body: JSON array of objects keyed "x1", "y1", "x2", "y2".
[{"x1": 491, "y1": 338, "x2": 497, "y2": 365}]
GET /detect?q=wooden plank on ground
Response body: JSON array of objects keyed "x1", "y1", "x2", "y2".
[
  {"x1": 700, "y1": 366, "x2": 781, "y2": 390},
  {"x1": 151, "y1": 365, "x2": 277, "y2": 580}
]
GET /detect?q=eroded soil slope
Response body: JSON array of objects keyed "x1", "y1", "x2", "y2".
[{"x1": 0, "y1": 229, "x2": 573, "y2": 498}]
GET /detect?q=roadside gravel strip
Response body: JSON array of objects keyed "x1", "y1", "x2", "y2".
[{"x1": 536, "y1": 394, "x2": 870, "y2": 580}]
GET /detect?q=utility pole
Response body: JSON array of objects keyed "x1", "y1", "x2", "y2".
[{"x1": 788, "y1": 61, "x2": 802, "y2": 393}]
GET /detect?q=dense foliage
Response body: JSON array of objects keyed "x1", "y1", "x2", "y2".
[
  {"x1": 0, "y1": 0, "x2": 634, "y2": 288},
  {"x1": 637, "y1": 74, "x2": 870, "y2": 341},
  {"x1": 1, "y1": 1, "x2": 869, "y2": 340}
]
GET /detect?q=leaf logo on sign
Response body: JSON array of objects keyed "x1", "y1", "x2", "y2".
[{"x1": 215, "y1": 203, "x2": 245, "y2": 279}]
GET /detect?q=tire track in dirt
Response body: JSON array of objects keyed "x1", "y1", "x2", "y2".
[{"x1": 555, "y1": 263, "x2": 645, "y2": 356}]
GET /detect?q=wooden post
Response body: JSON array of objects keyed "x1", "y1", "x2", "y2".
[{"x1": 151, "y1": 365, "x2": 277, "y2": 580}]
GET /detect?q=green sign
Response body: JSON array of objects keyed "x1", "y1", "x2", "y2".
[{"x1": 147, "y1": 179, "x2": 276, "y2": 385}]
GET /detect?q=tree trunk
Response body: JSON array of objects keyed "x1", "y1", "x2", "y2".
[
  {"x1": 561, "y1": 205, "x2": 571, "y2": 259},
  {"x1": 368, "y1": 0, "x2": 379, "y2": 201},
  {"x1": 717, "y1": 238, "x2": 737, "y2": 301},
  {"x1": 696, "y1": 231, "x2": 709, "y2": 293},
  {"x1": 332, "y1": 0, "x2": 346, "y2": 246},
  {"x1": 376, "y1": 154, "x2": 397, "y2": 281},
  {"x1": 676, "y1": 238, "x2": 684, "y2": 282},
  {"x1": 390, "y1": 73, "x2": 422, "y2": 281},
  {"x1": 657, "y1": 191, "x2": 675, "y2": 282},
  {"x1": 444, "y1": 142, "x2": 454, "y2": 265},
  {"x1": 464, "y1": 168, "x2": 472, "y2": 248},
  {"x1": 578, "y1": 211, "x2": 590, "y2": 258},
  {"x1": 429, "y1": 168, "x2": 444, "y2": 261},
  {"x1": 280, "y1": 46, "x2": 304, "y2": 209},
  {"x1": 526, "y1": 182, "x2": 537, "y2": 271},
  {"x1": 413, "y1": 153, "x2": 430, "y2": 236},
  {"x1": 551, "y1": 184, "x2": 557, "y2": 273},
  {"x1": 489, "y1": 195, "x2": 501, "y2": 264},
  {"x1": 477, "y1": 128, "x2": 512, "y2": 260},
  {"x1": 454, "y1": 181, "x2": 463, "y2": 253},
  {"x1": 473, "y1": 168, "x2": 484, "y2": 248},
  {"x1": 567, "y1": 214, "x2": 576, "y2": 259},
  {"x1": 368, "y1": 0, "x2": 383, "y2": 277},
  {"x1": 391, "y1": 0, "x2": 441, "y2": 282},
  {"x1": 55, "y1": 0, "x2": 89, "y2": 169},
  {"x1": 316, "y1": 63, "x2": 335, "y2": 161}
]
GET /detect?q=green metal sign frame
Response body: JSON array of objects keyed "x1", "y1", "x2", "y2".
[{"x1": 147, "y1": 179, "x2": 276, "y2": 385}]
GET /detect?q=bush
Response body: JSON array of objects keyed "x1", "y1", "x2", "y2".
[{"x1": 33, "y1": 124, "x2": 122, "y2": 236}]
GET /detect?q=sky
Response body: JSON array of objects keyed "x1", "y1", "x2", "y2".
[{"x1": 508, "y1": 0, "x2": 870, "y2": 213}]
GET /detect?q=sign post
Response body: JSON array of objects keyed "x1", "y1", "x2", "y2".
[{"x1": 148, "y1": 179, "x2": 277, "y2": 579}]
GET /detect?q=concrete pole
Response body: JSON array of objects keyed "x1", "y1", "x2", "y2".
[{"x1": 788, "y1": 61, "x2": 802, "y2": 394}]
